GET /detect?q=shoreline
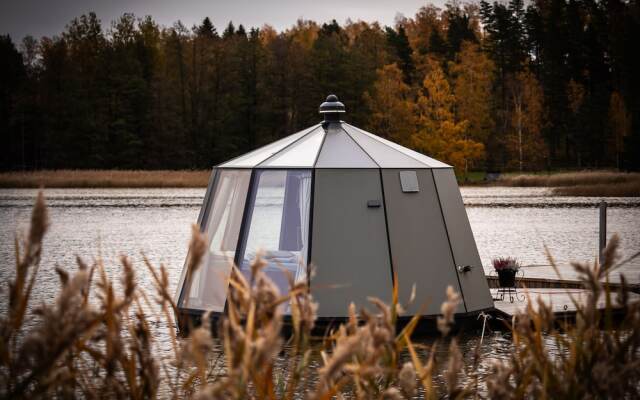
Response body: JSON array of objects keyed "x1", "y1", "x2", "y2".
[
  {"x1": 1, "y1": 169, "x2": 639, "y2": 196},
  {"x1": 492, "y1": 170, "x2": 640, "y2": 197},
  {"x1": 0, "y1": 170, "x2": 210, "y2": 189}
]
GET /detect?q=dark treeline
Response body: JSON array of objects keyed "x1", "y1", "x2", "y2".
[{"x1": 1, "y1": 0, "x2": 639, "y2": 172}]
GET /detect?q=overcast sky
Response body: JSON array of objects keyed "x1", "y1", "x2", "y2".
[{"x1": 1, "y1": 0, "x2": 447, "y2": 42}]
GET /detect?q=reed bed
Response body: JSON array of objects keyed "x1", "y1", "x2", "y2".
[
  {"x1": 551, "y1": 181, "x2": 640, "y2": 197},
  {"x1": 2, "y1": 192, "x2": 640, "y2": 399},
  {"x1": 0, "y1": 170, "x2": 210, "y2": 188},
  {"x1": 496, "y1": 170, "x2": 640, "y2": 188}
]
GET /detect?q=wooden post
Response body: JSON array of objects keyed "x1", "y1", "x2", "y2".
[{"x1": 599, "y1": 200, "x2": 607, "y2": 265}]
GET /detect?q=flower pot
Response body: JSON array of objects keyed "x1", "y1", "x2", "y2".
[{"x1": 497, "y1": 269, "x2": 517, "y2": 288}]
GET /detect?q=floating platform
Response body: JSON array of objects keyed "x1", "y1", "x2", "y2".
[
  {"x1": 486, "y1": 267, "x2": 640, "y2": 293},
  {"x1": 490, "y1": 287, "x2": 640, "y2": 320}
]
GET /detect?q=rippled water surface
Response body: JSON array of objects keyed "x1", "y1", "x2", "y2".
[
  {"x1": 0, "y1": 186, "x2": 639, "y2": 392},
  {"x1": 2, "y1": 187, "x2": 638, "y2": 298}
]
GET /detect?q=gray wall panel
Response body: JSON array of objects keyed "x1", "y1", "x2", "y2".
[
  {"x1": 432, "y1": 169, "x2": 493, "y2": 311},
  {"x1": 311, "y1": 169, "x2": 393, "y2": 317},
  {"x1": 382, "y1": 169, "x2": 464, "y2": 315}
]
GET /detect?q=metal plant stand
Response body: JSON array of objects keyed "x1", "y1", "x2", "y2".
[{"x1": 493, "y1": 270, "x2": 525, "y2": 303}]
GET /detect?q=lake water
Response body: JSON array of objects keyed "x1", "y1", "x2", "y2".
[
  {"x1": 1, "y1": 187, "x2": 639, "y2": 392},
  {"x1": 1, "y1": 187, "x2": 638, "y2": 300}
]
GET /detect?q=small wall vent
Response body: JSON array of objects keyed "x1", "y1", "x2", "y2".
[{"x1": 399, "y1": 171, "x2": 419, "y2": 193}]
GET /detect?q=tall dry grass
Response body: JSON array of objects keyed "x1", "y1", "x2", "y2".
[
  {"x1": 550, "y1": 181, "x2": 640, "y2": 197},
  {"x1": 0, "y1": 170, "x2": 210, "y2": 188},
  {"x1": 486, "y1": 237, "x2": 640, "y2": 399},
  {"x1": 495, "y1": 171, "x2": 640, "y2": 196},
  {"x1": 2, "y1": 192, "x2": 640, "y2": 399},
  {"x1": 497, "y1": 170, "x2": 640, "y2": 187}
]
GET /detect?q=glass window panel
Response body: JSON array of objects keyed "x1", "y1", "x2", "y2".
[
  {"x1": 342, "y1": 125, "x2": 426, "y2": 168},
  {"x1": 314, "y1": 125, "x2": 378, "y2": 168},
  {"x1": 181, "y1": 169, "x2": 251, "y2": 311},
  {"x1": 219, "y1": 125, "x2": 318, "y2": 168},
  {"x1": 345, "y1": 123, "x2": 451, "y2": 168},
  {"x1": 238, "y1": 170, "x2": 313, "y2": 313},
  {"x1": 260, "y1": 128, "x2": 324, "y2": 167}
]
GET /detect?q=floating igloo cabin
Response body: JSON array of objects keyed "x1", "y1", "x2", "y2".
[{"x1": 175, "y1": 95, "x2": 493, "y2": 328}]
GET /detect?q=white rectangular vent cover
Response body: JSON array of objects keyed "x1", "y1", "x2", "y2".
[{"x1": 399, "y1": 171, "x2": 419, "y2": 193}]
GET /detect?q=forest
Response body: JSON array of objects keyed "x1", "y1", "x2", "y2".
[{"x1": 1, "y1": 0, "x2": 639, "y2": 174}]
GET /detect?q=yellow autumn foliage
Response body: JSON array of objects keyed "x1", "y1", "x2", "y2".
[
  {"x1": 449, "y1": 42, "x2": 495, "y2": 144},
  {"x1": 364, "y1": 63, "x2": 415, "y2": 145},
  {"x1": 411, "y1": 59, "x2": 484, "y2": 174}
]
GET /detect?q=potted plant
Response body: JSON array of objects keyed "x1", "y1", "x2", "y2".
[{"x1": 492, "y1": 257, "x2": 521, "y2": 288}]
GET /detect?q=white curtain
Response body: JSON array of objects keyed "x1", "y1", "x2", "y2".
[
  {"x1": 221, "y1": 172, "x2": 251, "y2": 251},
  {"x1": 296, "y1": 173, "x2": 312, "y2": 283},
  {"x1": 189, "y1": 176, "x2": 233, "y2": 299},
  {"x1": 189, "y1": 171, "x2": 248, "y2": 306}
]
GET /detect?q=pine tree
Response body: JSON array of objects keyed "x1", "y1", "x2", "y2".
[
  {"x1": 428, "y1": 29, "x2": 447, "y2": 58},
  {"x1": 2, "y1": 4, "x2": 638, "y2": 172},
  {"x1": 385, "y1": 25, "x2": 414, "y2": 84},
  {"x1": 507, "y1": 0, "x2": 527, "y2": 70},
  {"x1": 444, "y1": 4, "x2": 478, "y2": 59},
  {"x1": 236, "y1": 24, "x2": 247, "y2": 38},
  {"x1": 344, "y1": 22, "x2": 388, "y2": 124},
  {"x1": 197, "y1": 17, "x2": 217, "y2": 37},
  {"x1": 59, "y1": 12, "x2": 108, "y2": 168},
  {"x1": 310, "y1": 20, "x2": 349, "y2": 113},
  {"x1": 223, "y1": 22, "x2": 235, "y2": 38},
  {"x1": 608, "y1": 91, "x2": 630, "y2": 169},
  {"x1": 404, "y1": 4, "x2": 441, "y2": 55},
  {"x1": 0, "y1": 35, "x2": 27, "y2": 170}
]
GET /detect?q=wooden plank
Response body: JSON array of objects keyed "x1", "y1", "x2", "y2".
[
  {"x1": 484, "y1": 265, "x2": 635, "y2": 285},
  {"x1": 491, "y1": 288, "x2": 640, "y2": 318},
  {"x1": 486, "y1": 276, "x2": 585, "y2": 289}
]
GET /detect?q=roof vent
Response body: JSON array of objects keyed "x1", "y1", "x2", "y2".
[{"x1": 319, "y1": 94, "x2": 345, "y2": 122}]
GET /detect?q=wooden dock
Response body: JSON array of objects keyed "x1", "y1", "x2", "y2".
[
  {"x1": 490, "y1": 287, "x2": 640, "y2": 319},
  {"x1": 485, "y1": 265, "x2": 640, "y2": 292}
]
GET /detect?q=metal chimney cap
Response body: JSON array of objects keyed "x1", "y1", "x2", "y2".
[{"x1": 319, "y1": 94, "x2": 345, "y2": 114}]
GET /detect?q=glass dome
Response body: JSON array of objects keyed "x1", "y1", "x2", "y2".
[{"x1": 176, "y1": 95, "x2": 493, "y2": 323}]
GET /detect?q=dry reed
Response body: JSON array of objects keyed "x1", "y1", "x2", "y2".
[
  {"x1": 0, "y1": 170, "x2": 210, "y2": 188},
  {"x1": 496, "y1": 170, "x2": 640, "y2": 188},
  {"x1": 2, "y1": 192, "x2": 640, "y2": 399},
  {"x1": 485, "y1": 237, "x2": 640, "y2": 399},
  {"x1": 551, "y1": 181, "x2": 640, "y2": 197}
]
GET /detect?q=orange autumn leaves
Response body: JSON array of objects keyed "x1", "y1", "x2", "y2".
[
  {"x1": 364, "y1": 43, "x2": 491, "y2": 174},
  {"x1": 364, "y1": 64, "x2": 415, "y2": 146},
  {"x1": 365, "y1": 42, "x2": 547, "y2": 175},
  {"x1": 413, "y1": 57, "x2": 484, "y2": 175}
]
